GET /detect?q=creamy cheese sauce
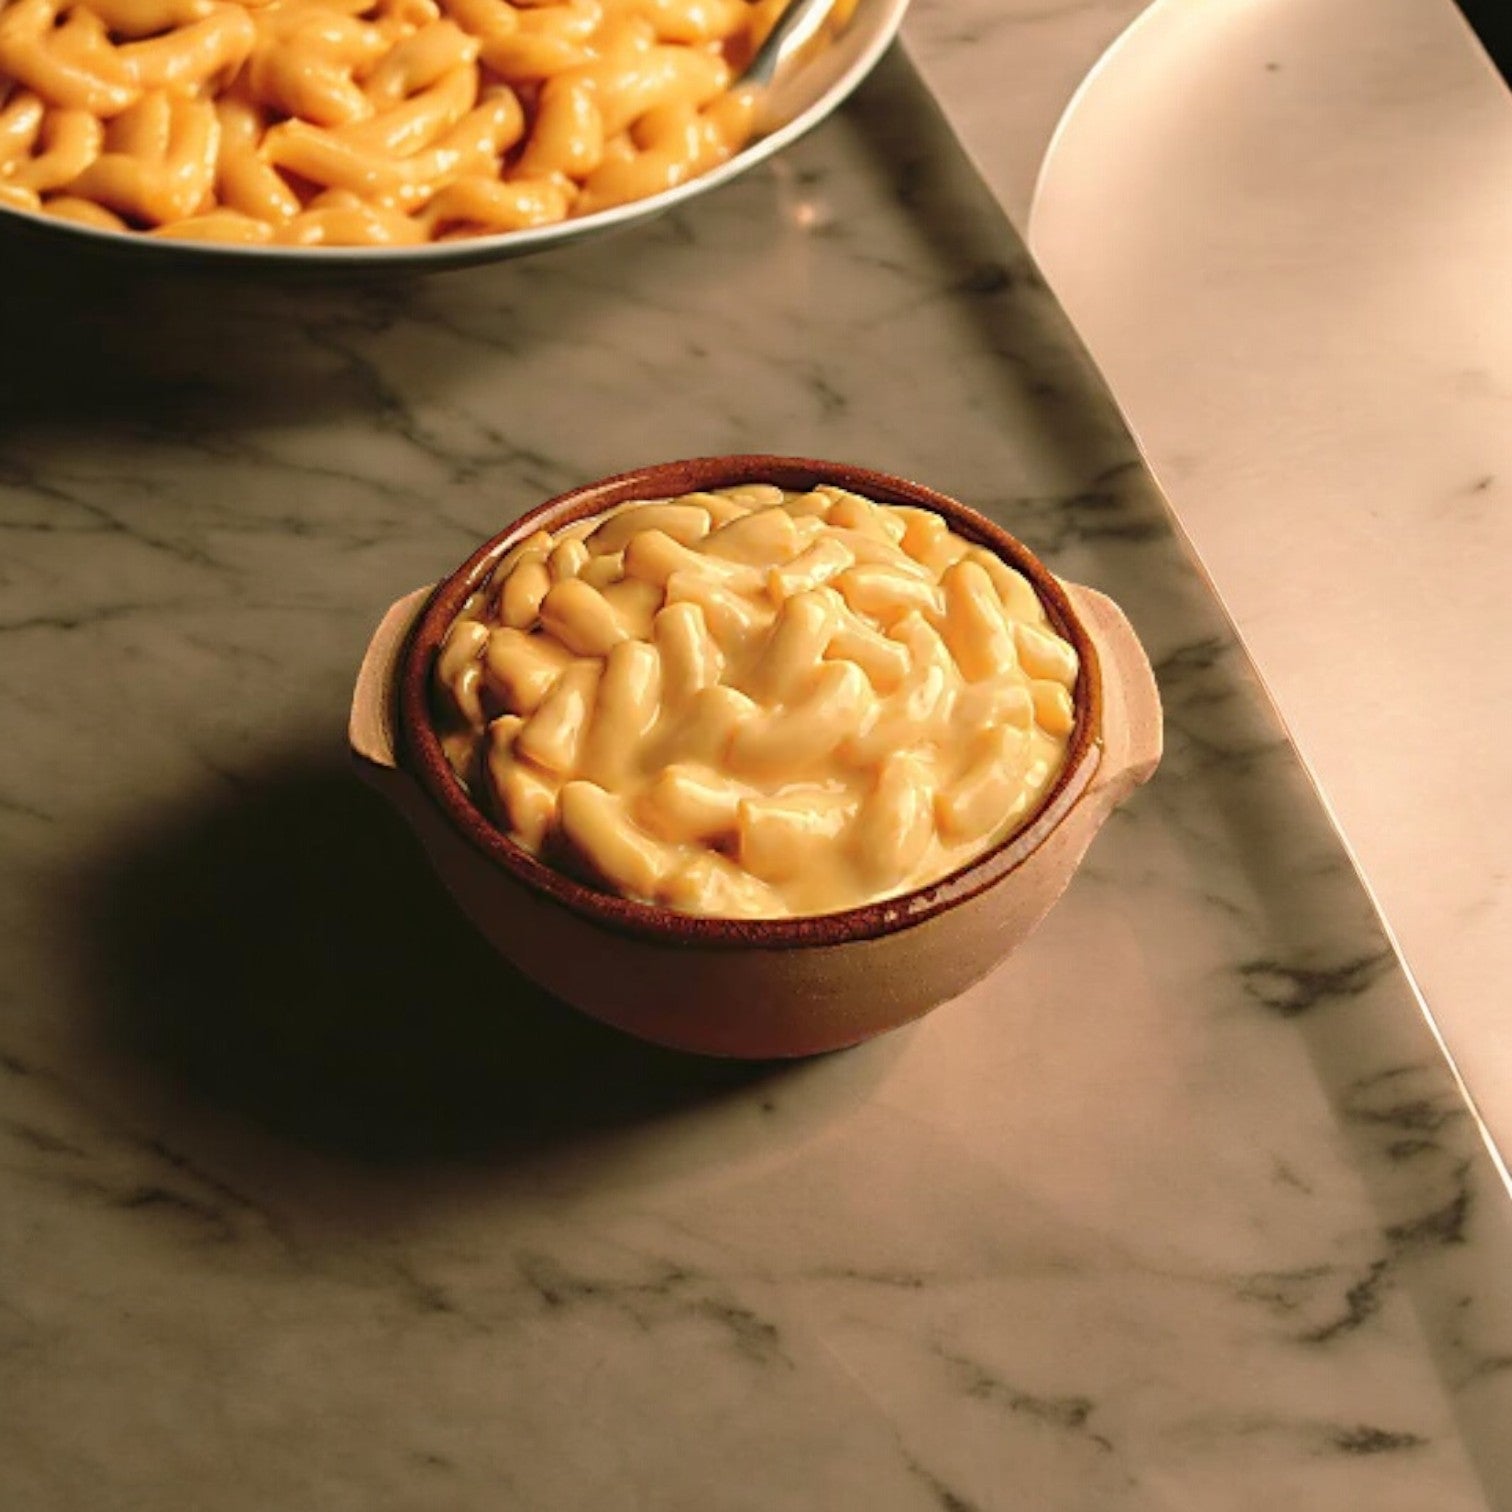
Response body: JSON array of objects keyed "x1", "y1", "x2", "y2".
[{"x1": 433, "y1": 483, "x2": 1079, "y2": 918}]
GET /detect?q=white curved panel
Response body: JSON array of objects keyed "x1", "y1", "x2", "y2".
[{"x1": 1031, "y1": 0, "x2": 1512, "y2": 1151}]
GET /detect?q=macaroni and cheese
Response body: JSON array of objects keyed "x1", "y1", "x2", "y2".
[
  {"x1": 433, "y1": 483, "x2": 1081, "y2": 918},
  {"x1": 0, "y1": 0, "x2": 837, "y2": 244}
]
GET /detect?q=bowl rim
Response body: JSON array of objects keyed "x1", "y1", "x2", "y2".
[{"x1": 396, "y1": 454, "x2": 1104, "y2": 948}]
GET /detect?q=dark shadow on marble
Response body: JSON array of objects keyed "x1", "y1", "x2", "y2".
[
  {"x1": 0, "y1": 164, "x2": 791, "y2": 434},
  {"x1": 1452, "y1": 0, "x2": 1511, "y2": 80},
  {"x1": 76, "y1": 753, "x2": 796, "y2": 1164},
  {"x1": 0, "y1": 237, "x2": 417, "y2": 424}
]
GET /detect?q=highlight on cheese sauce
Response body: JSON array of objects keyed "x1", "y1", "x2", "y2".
[{"x1": 432, "y1": 483, "x2": 1081, "y2": 918}]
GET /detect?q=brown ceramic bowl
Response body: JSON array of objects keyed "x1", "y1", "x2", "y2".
[{"x1": 350, "y1": 455, "x2": 1162, "y2": 1057}]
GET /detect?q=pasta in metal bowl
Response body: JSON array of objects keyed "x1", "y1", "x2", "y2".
[{"x1": 0, "y1": 0, "x2": 862, "y2": 249}]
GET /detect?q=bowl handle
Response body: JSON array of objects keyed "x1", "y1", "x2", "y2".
[
  {"x1": 349, "y1": 586, "x2": 432, "y2": 783},
  {"x1": 350, "y1": 581, "x2": 1161, "y2": 811},
  {"x1": 1063, "y1": 582, "x2": 1163, "y2": 806}
]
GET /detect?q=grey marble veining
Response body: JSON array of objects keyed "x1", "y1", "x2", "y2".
[
  {"x1": 994, "y1": 0, "x2": 1512, "y2": 1160},
  {"x1": 3, "y1": 50, "x2": 1511, "y2": 1512}
]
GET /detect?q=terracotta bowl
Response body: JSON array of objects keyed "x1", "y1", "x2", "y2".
[{"x1": 350, "y1": 455, "x2": 1163, "y2": 1058}]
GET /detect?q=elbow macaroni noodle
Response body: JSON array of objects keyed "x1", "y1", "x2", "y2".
[
  {"x1": 0, "y1": 0, "x2": 849, "y2": 244},
  {"x1": 433, "y1": 484, "x2": 1081, "y2": 918}
]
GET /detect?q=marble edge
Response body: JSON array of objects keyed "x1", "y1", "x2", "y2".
[{"x1": 898, "y1": 25, "x2": 1512, "y2": 1188}]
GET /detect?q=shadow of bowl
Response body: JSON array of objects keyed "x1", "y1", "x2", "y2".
[{"x1": 78, "y1": 756, "x2": 805, "y2": 1165}]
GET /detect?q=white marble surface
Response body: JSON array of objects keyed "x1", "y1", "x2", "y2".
[
  {"x1": 3, "y1": 21, "x2": 1512, "y2": 1512},
  {"x1": 903, "y1": 0, "x2": 1148, "y2": 228},
  {"x1": 913, "y1": 0, "x2": 1512, "y2": 1155}
]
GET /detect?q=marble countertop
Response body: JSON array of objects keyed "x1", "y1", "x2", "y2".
[
  {"x1": 1012, "y1": 0, "x2": 1512, "y2": 1165},
  {"x1": 4, "y1": 3, "x2": 1512, "y2": 1509},
  {"x1": 914, "y1": 0, "x2": 1512, "y2": 1158}
]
